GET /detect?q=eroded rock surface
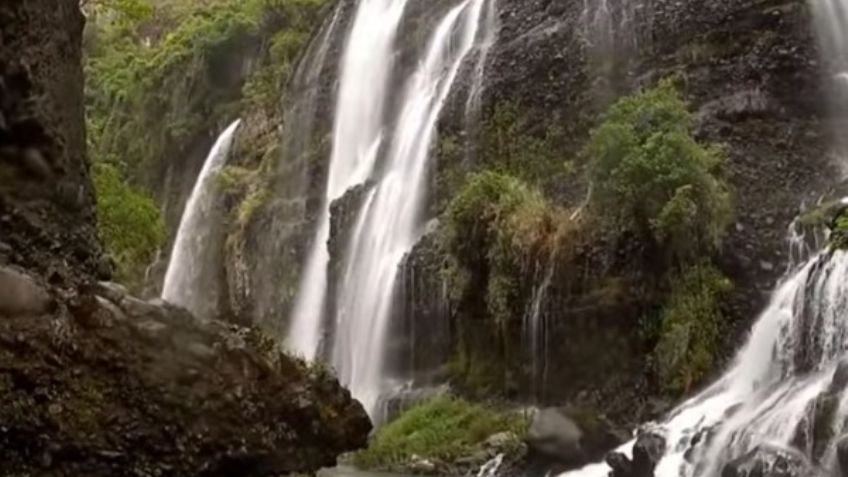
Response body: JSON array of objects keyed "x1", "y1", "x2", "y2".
[{"x1": 0, "y1": 284, "x2": 372, "y2": 475}]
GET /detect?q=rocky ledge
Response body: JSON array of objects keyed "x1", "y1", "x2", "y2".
[{"x1": 0, "y1": 266, "x2": 372, "y2": 476}]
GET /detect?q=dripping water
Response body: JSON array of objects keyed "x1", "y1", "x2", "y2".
[{"x1": 524, "y1": 260, "x2": 554, "y2": 402}]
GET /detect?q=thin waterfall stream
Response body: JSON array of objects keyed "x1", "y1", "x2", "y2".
[{"x1": 162, "y1": 120, "x2": 241, "y2": 318}]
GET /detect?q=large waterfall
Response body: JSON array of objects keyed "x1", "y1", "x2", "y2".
[
  {"x1": 162, "y1": 120, "x2": 241, "y2": 318},
  {"x1": 332, "y1": 0, "x2": 492, "y2": 415},
  {"x1": 287, "y1": 0, "x2": 408, "y2": 361},
  {"x1": 288, "y1": 0, "x2": 496, "y2": 415}
]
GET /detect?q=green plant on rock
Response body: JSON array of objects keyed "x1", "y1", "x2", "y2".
[
  {"x1": 482, "y1": 102, "x2": 569, "y2": 189},
  {"x1": 586, "y1": 78, "x2": 732, "y2": 265},
  {"x1": 352, "y1": 395, "x2": 529, "y2": 471},
  {"x1": 443, "y1": 171, "x2": 567, "y2": 329},
  {"x1": 653, "y1": 263, "x2": 732, "y2": 394},
  {"x1": 830, "y1": 211, "x2": 848, "y2": 251},
  {"x1": 215, "y1": 165, "x2": 253, "y2": 193},
  {"x1": 92, "y1": 163, "x2": 166, "y2": 285}
]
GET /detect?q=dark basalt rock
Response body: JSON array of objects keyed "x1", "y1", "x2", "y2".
[
  {"x1": 721, "y1": 445, "x2": 815, "y2": 477},
  {"x1": 0, "y1": 0, "x2": 102, "y2": 285},
  {"x1": 0, "y1": 285, "x2": 373, "y2": 476},
  {"x1": 607, "y1": 429, "x2": 666, "y2": 477}
]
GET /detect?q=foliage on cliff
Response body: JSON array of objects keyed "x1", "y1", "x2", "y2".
[
  {"x1": 439, "y1": 80, "x2": 735, "y2": 400},
  {"x1": 652, "y1": 263, "x2": 732, "y2": 394},
  {"x1": 830, "y1": 209, "x2": 848, "y2": 251},
  {"x1": 84, "y1": 0, "x2": 329, "y2": 279},
  {"x1": 353, "y1": 395, "x2": 528, "y2": 472},
  {"x1": 586, "y1": 79, "x2": 732, "y2": 265},
  {"x1": 92, "y1": 163, "x2": 166, "y2": 284},
  {"x1": 443, "y1": 171, "x2": 571, "y2": 329}
]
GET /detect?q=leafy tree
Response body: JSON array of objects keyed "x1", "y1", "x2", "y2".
[{"x1": 586, "y1": 79, "x2": 731, "y2": 265}]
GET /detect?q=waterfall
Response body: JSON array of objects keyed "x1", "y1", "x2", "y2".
[
  {"x1": 330, "y1": 0, "x2": 493, "y2": 416},
  {"x1": 162, "y1": 120, "x2": 241, "y2": 318},
  {"x1": 287, "y1": 0, "x2": 409, "y2": 361},
  {"x1": 561, "y1": 248, "x2": 848, "y2": 477},
  {"x1": 811, "y1": 0, "x2": 848, "y2": 73},
  {"x1": 465, "y1": 0, "x2": 500, "y2": 128},
  {"x1": 524, "y1": 261, "x2": 554, "y2": 402}
]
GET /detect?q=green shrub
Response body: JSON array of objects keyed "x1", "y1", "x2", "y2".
[
  {"x1": 586, "y1": 79, "x2": 731, "y2": 265},
  {"x1": 353, "y1": 395, "x2": 529, "y2": 470},
  {"x1": 829, "y1": 209, "x2": 848, "y2": 251},
  {"x1": 482, "y1": 102, "x2": 570, "y2": 189},
  {"x1": 93, "y1": 163, "x2": 166, "y2": 284},
  {"x1": 653, "y1": 263, "x2": 732, "y2": 394},
  {"x1": 443, "y1": 171, "x2": 566, "y2": 328}
]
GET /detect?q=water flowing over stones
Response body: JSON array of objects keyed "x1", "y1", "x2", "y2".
[
  {"x1": 162, "y1": 120, "x2": 241, "y2": 319},
  {"x1": 560, "y1": 250, "x2": 848, "y2": 477}
]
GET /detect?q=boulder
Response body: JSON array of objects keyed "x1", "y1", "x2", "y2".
[
  {"x1": 607, "y1": 429, "x2": 666, "y2": 477},
  {"x1": 721, "y1": 445, "x2": 813, "y2": 477},
  {"x1": 527, "y1": 406, "x2": 624, "y2": 471},
  {"x1": 632, "y1": 430, "x2": 666, "y2": 473},
  {"x1": 121, "y1": 295, "x2": 166, "y2": 319},
  {"x1": 0, "y1": 266, "x2": 52, "y2": 317},
  {"x1": 93, "y1": 281, "x2": 129, "y2": 306},
  {"x1": 527, "y1": 407, "x2": 584, "y2": 463}
]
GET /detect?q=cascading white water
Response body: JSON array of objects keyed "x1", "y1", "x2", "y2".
[
  {"x1": 331, "y1": 0, "x2": 493, "y2": 416},
  {"x1": 287, "y1": 0, "x2": 409, "y2": 361},
  {"x1": 562, "y1": 248, "x2": 848, "y2": 477},
  {"x1": 812, "y1": 0, "x2": 848, "y2": 73},
  {"x1": 162, "y1": 119, "x2": 241, "y2": 317}
]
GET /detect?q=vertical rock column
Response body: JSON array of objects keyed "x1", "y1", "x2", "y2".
[{"x1": 0, "y1": 0, "x2": 102, "y2": 284}]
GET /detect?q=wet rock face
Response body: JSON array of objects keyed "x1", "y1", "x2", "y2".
[
  {"x1": 607, "y1": 430, "x2": 666, "y2": 477},
  {"x1": 721, "y1": 445, "x2": 815, "y2": 477},
  {"x1": 0, "y1": 284, "x2": 372, "y2": 476},
  {"x1": 0, "y1": 0, "x2": 102, "y2": 285},
  {"x1": 393, "y1": 0, "x2": 837, "y2": 429}
]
